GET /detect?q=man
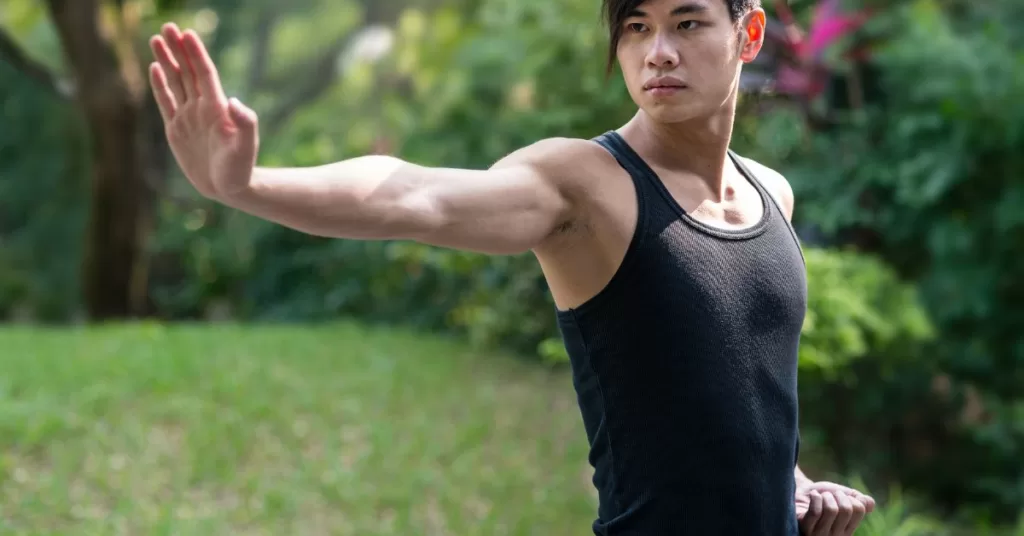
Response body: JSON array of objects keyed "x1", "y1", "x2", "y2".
[{"x1": 148, "y1": 0, "x2": 875, "y2": 533}]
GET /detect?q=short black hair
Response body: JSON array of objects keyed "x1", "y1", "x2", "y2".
[{"x1": 602, "y1": 0, "x2": 761, "y2": 73}]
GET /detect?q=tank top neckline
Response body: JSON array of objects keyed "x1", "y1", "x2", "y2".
[{"x1": 600, "y1": 130, "x2": 774, "y2": 240}]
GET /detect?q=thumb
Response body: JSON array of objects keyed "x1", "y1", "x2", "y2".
[{"x1": 227, "y1": 97, "x2": 259, "y2": 145}]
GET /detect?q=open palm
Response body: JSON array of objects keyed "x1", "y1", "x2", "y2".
[{"x1": 148, "y1": 23, "x2": 259, "y2": 198}]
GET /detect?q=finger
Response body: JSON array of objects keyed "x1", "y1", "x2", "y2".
[
  {"x1": 161, "y1": 23, "x2": 199, "y2": 100},
  {"x1": 844, "y1": 499, "x2": 867, "y2": 536},
  {"x1": 842, "y1": 489, "x2": 875, "y2": 514},
  {"x1": 149, "y1": 35, "x2": 186, "y2": 106},
  {"x1": 808, "y1": 482, "x2": 849, "y2": 494},
  {"x1": 814, "y1": 492, "x2": 838, "y2": 536},
  {"x1": 181, "y1": 29, "x2": 225, "y2": 104},
  {"x1": 148, "y1": 62, "x2": 177, "y2": 122},
  {"x1": 835, "y1": 491, "x2": 854, "y2": 534},
  {"x1": 228, "y1": 97, "x2": 260, "y2": 149},
  {"x1": 809, "y1": 490, "x2": 823, "y2": 517},
  {"x1": 801, "y1": 490, "x2": 822, "y2": 534},
  {"x1": 860, "y1": 493, "x2": 876, "y2": 513},
  {"x1": 228, "y1": 98, "x2": 257, "y2": 128}
]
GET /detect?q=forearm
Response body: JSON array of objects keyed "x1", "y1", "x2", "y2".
[
  {"x1": 220, "y1": 155, "x2": 436, "y2": 240},
  {"x1": 213, "y1": 137, "x2": 581, "y2": 253}
]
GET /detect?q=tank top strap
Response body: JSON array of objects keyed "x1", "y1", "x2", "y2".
[
  {"x1": 591, "y1": 130, "x2": 666, "y2": 215},
  {"x1": 728, "y1": 150, "x2": 806, "y2": 263},
  {"x1": 593, "y1": 131, "x2": 638, "y2": 172},
  {"x1": 727, "y1": 150, "x2": 783, "y2": 223}
]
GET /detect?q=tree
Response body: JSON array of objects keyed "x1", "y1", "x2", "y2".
[{"x1": 0, "y1": 0, "x2": 410, "y2": 320}]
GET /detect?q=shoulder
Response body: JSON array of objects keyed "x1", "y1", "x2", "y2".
[
  {"x1": 490, "y1": 137, "x2": 615, "y2": 191},
  {"x1": 492, "y1": 137, "x2": 608, "y2": 167},
  {"x1": 738, "y1": 156, "x2": 795, "y2": 222},
  {"x1": 489, "y1": 137, "x2": 622, "y2": 244}
]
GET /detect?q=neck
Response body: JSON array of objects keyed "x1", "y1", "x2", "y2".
[{"x1": 619, "y1": 94, "x2": 738, "y2": 196}]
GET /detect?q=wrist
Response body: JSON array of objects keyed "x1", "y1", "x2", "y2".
[
  {"x1": 794, "y1": 467, "x2": 814, "y2": 488},
  {"x1": 215, "y1": 168, "x2": 263, "y2": 207}
]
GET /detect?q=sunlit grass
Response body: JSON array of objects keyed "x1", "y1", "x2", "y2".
[{"x1": 0, "y1": 321, "x2": 595, "y2": 535}]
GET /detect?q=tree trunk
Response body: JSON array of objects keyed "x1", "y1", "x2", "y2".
[{"x1": 45, "y1": 0, "x2": 161, "y2": 319}]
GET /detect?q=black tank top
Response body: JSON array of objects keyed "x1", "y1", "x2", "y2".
[{"x1": 556, "y1": 131, "x2": 806, "y2": 535}]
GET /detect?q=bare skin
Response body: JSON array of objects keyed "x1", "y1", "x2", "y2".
[{"x1": 148, "y1": 0, "x2": 873, "y2": 533}]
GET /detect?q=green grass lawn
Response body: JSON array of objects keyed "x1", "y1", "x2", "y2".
[{"x1": 0, "y1": 322, "x2": 596, "y2": 535}]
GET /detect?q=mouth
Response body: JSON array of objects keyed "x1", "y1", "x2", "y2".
[{"x1": 643, "y1": 76, "x2": 688, "y2": 94}]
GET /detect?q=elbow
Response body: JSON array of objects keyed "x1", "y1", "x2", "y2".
[
  {"x1": 375, "y1": 189, "x2": 446, "y2": 242},
  {"x1": 308, "y1": 184, "x2": 438, "y2": 241}
]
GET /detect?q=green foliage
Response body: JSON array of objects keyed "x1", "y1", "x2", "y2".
[
  {"x1": 851, "y1": 480, "x2": 950, "y2": 536},
  {"x1": 0, "y1": 62, "x2": 88, "y2": 321},
  {"x1": 751, "y1": 0, "x2": 1024, "y2": 521},
  {"x1": 844, "y1": 476, "x2": 1024, "y2": 536},
  {"x1": 800, "y1": 248, "x2": 933, "y2": 376},
  {"x1": 384, "y1": 0, "x2": 636, "y2": 167}
]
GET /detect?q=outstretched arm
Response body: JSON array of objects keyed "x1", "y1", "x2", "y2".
[
  {"x1": 149, "y1": 23, "x2": 586, "y2": 255},
  {"x1": 226, "y1": 142, "x2": 581, "y2": 255}
]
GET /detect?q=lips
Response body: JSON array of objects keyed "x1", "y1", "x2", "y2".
[{"x1": 644, "y1": 76, "x2": 687, "y2": 90}]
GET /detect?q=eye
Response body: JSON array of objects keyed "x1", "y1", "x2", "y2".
[
  {"x1": 626, "y1": 22, "x2": 648, "y2": 33},
  {"x1": 679, "y1": 20, "x2": 701, "y2": 30}
]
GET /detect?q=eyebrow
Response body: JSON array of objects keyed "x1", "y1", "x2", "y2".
[{"x1": 627, "y1": 3, "x2": 710, "y2": 18}]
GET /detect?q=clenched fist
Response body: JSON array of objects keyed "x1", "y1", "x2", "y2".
[{"x1": 796, "y1": 481, "x2": 875, "y2": 535}]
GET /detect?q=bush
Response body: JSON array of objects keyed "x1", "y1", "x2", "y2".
[{"x1": 750, "y1": 0, "x2": 1024, "y2": 521}]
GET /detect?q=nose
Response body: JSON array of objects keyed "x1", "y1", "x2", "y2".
[{"x1": 645, "y1": 33, "x2": 679, "y2": 69}]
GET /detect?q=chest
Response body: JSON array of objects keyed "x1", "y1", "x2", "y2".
[
  {"x1": 648, "y1": 164, "x2": 767, "y2": 232},
  {"x1": 639, "y1": 223, "x2": 808, "y2": 332}
]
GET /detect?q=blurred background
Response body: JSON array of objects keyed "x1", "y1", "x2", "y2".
[{"x1": 1, "y1": 0, "x2": 1021, "y2": 534}]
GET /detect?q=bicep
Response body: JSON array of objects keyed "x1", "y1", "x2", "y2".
[{"x1": 398, "y1": 159, "x2": 573, "y2": 255}]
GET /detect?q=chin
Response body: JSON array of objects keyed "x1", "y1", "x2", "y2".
[{"x1": 641, "y1": 100, "x2": 706, "y2": 124}]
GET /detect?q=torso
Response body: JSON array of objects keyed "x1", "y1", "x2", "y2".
[{"x1": 527, "y1": 131, "x2": 806, "y2": 535}]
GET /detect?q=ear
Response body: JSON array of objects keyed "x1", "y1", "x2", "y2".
[{"x1": 739, "y1": 9, "x2": 766, "y2": 63}]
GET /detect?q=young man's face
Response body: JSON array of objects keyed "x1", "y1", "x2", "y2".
[{"x1": 615, "y1": 0, "x2": 765, "y2": 124}]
